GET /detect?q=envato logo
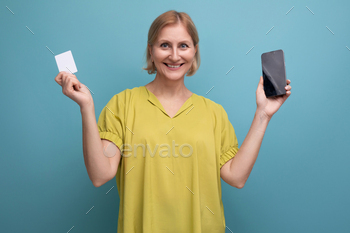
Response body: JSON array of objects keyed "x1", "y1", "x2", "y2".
[{"x1": 103, "y1": 140, "x2": 193, "y2": 158}]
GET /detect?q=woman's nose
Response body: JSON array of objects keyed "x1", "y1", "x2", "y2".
[{"x1": 169, "y1": 47, "x2": 180, "y2": 60}]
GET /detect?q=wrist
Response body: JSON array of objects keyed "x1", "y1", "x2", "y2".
[
  {"x1": 249, "y1": 111, "x2": 270, "y2": 134},
  {"x1": 80, "y1": 101, "x2": 95, "y2": 114},
  {"x1": 255, "y1": 109, "x2": 271, "y2": 124}
]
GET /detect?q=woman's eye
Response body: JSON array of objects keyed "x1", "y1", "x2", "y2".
[{"x1": 160, "y1": 43, "x2": 188, "y2": 48}]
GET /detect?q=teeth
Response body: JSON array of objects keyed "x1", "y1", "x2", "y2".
[{"x1": 166, "y1": 64, "x2": 181, "y2": 68}]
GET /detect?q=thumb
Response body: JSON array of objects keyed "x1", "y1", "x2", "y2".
[
  {"x1": 257, "y1": 76, "x2": 264, "y2": 92},
  {"x1": 259, "y1": 76, "x2": 263, "y2": 86}
]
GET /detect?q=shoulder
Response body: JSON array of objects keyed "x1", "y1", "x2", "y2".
[
  {"x1": 192, "y1": 94, "x2": 229, "y2": 130},
  {"x1": 192, "y1": 94, "x2": 230, "y2": 129},
  {"x1": 113, "y1": 86, "x2": 142, "y2": 98},
  {"x1": 109, "y1": 86, "x2": 145, "y2": 105},
  {"x1": 192, "y1": 93, "x2": 225, "y2": 113}
]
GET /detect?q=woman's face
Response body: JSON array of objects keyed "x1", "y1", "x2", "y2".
[{"x1": 149, "y1": 23, "x2": 197, "y2": 81}]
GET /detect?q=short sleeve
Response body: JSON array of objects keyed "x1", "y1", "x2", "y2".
[
  {"x1": 97, "y1": 93, "x2": 126, "y2": 150},
  {"x1": 218, "y1": 104, "x2": 239, "y2": 169}
]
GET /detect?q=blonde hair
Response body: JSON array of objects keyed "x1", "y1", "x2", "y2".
[{"x1": 142, "y1": 10, "x2": 200, "y2": 76}]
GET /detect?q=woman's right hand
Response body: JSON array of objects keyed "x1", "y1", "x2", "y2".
[{"x1": 54, "y1": 71, "x2": 93, "y2": 109}]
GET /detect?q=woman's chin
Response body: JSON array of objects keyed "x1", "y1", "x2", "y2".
[
  {"x1": 158, "y1": 71, "x2": 186, "y2": 80},
  {"x1": 166, "y1": 73, "x2": 186, "y2": 80}
]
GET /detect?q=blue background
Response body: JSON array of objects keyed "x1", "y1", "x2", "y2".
[{"x1": 1, "y1": 0, "x2": 350, "y2": 232}]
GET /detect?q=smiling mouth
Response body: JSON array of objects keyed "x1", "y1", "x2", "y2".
[{"x1": 163, "y1": 63, "x2": 184, "y2": 68}]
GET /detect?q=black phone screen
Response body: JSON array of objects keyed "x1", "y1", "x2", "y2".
[{"x1": 261, "y1": 49, "x2": 287, "y2": 97}]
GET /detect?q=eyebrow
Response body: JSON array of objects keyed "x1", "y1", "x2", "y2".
[{"x1": 158, "y1": 39, "x2": 192, "y2": 44}]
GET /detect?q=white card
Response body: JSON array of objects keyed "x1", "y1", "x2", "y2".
[{"x1": 55, "y1": 50, "x2": 78, "y2": 73}]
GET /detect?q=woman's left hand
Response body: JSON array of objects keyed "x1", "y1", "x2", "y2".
[{"x1": 256, "y1": 76, "x2": 292, "y2": 120}]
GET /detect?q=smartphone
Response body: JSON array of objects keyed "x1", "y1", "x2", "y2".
[{"x1": 261, "y1": 49, "x2": 287, "y2": 97}]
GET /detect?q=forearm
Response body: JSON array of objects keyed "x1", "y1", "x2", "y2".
[
  {"x1": 229, "y1": 110, "x2": 270, "y2": 187},
  {"x1": 80, "y1": 104, "x2": 111, "y2": 187}
]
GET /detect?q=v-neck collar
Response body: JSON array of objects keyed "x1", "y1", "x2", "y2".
[{"x1": 143, "y1": 86, "x2": 194, "y2": 119}]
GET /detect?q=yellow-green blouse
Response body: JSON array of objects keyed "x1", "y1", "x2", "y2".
[{"x1": 97, "y1": 86, "x2": 239, "y2": 233}]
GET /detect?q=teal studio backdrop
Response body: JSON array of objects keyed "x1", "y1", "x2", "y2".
[{"x1": 1, "y1": 0, "x2": 350, "y2": 232}]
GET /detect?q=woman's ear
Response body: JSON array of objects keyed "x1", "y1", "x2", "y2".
[{"x1": 148, "y1": 44, "x2": 153, "y2": 61}]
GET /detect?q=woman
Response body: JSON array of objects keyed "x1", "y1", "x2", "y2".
[{"x1": 55, "y1": 10, "x2": 291, "y2": 233}]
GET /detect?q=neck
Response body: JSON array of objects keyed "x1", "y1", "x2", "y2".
[{"x1": 147, "y1": 74, "x2": 191, "y2": 99}]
